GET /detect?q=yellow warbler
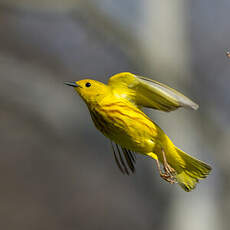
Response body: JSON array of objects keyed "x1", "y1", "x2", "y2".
[{"x1": 65, "y1": 72, "x2": 211, "y2": 192}]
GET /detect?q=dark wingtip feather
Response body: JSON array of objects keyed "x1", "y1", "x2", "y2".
[
  {"x1": 111, "y1": 142, "x2": 124, "y2": 174},
  {"x1": 122, "y1": 148, "x2": 135, "y2": 173},
  {"x1": 110, "y1": 142, "x2": 136, "y2": 175},
  {"x1": 116, "y1": 144, "x2": 130, "y2": 175}
]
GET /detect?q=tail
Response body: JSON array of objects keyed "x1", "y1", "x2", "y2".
[{"x1": 175, "y1": 147, "x2": 212, "y2": 192}]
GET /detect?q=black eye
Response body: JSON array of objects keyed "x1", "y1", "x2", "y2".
[{"x1": 85, "y1": 82, "x2": 91, "y2": 87}]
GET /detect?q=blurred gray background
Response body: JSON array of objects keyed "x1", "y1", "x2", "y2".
[{"x1": 0, "y1": 0, "x2": 229, "y2": 229}]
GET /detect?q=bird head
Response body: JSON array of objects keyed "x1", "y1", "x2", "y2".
[{"x1": 64, "y1": 79, "x2": 109, "y2": 105}]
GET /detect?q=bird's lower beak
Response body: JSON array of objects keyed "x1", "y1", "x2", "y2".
[{"x1": 64, "y1": 81, "x2": 80, "y2": 88}]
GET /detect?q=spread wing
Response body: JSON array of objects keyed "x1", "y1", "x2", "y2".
[{"x1": 108, "y1": 72, "x2": 199, "y2": 112}]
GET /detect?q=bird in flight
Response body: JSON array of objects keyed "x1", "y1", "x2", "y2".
[{"x1": 65, "y1": 72, "x2": 211, "y2": 192}]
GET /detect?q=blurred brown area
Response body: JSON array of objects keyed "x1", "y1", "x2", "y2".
[{"x1": 0, "y1": 1, "x2": 229, "y2": 230}]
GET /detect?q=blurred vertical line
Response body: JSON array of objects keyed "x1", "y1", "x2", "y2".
[{"x1": 137, "y1": 1, "x2": 219, "y2": 230}]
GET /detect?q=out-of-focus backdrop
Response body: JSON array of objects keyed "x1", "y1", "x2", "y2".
[{"x1": 0, "y1": 0, "x2": 229, "y2": 229}]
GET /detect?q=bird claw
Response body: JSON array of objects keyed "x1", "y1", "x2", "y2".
[
  {"x1": 160, "y1": 171, "x2": 176, "y2": 184},
  {"x1": 164, "y1": 162, "x2": 176, "y2": 176},
  {"x1": 156, "y1": 148, "x2": 177, "y2": 184}
]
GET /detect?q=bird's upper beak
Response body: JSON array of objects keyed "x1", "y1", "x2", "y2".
[{"x1": 64, "y1": 81, "x2": 80, "y2": 88}]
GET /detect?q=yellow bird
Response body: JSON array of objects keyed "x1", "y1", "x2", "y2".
[{"x1": 65, "y1": 72, "x2": 211, "y2": 192}]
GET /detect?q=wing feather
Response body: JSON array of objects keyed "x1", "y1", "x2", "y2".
[
  {"x1": 111, "y1": 142, "x2": 125, "y2": 174},
  {"x1": 108, "y1": 72, "x2": 199, "y2": 112},
  {"x1": 111, "y1": 141, "x2": 136, "y2": 175}
]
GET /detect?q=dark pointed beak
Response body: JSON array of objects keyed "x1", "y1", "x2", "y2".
[{"x1": 64, "y1": 81, "x2": 80, "y2": 88}]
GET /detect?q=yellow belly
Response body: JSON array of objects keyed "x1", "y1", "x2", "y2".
[{"x1": 89, "y1": 102, "x2": 160, "y2": 154}]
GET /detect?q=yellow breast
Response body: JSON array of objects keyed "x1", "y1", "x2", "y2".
[{"x1": 89, "y1": 97, "x2": 159, "y2": 153}]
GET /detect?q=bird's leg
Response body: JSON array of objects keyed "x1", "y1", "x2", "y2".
[
  {"x1": 155, "y1": 158, "x2": 175, "y2": 184},
  {"x1": 155, "y1": 149, "x2": 176, "y2": 184},
  {"x1": 161, "y1": 148, "x2": 176, "y2": 177}
]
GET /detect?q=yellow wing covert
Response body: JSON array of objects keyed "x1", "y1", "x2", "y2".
[{"x1": 108, "y1": 72, "x2": 199, "y2": 112}]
